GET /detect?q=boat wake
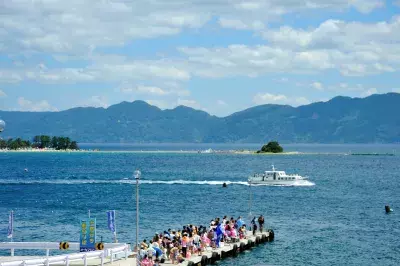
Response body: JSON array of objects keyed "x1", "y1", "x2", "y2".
[{"x1": 0, "y1": 179, "x2": 315, "y2": 187}]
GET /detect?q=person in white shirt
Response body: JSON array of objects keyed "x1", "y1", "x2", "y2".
[{"x1": 222, "y1": 216, "x2": 227, "y2": 226}]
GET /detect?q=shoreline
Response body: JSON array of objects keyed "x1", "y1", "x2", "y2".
[
  {"x1": 0, "y1": 149, "x2": 350, "y2": 155},
  {"x1": 1, "y1": 149, "x2": 395, "y2": 156},
  {"x1": 0, "y1": 148, "x2": 296, "y2": 154}
]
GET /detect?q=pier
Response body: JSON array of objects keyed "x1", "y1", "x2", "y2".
[
  {"x1": 174, "y1": 230, "x2": 274, "y2": 266},
  {"x1": 0, "y1": 230, "x2": 273, "y2": 266}
]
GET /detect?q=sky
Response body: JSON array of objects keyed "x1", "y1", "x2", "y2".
[{"x1": 0, "y1": 0, "x2": 400, "y2": 117}]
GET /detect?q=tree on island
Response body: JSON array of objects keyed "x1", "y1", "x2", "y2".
[
  {"x1": 258, "y1": 141, "x2": 283, "y2": 153},
  {"x1": 0, "y1": 135, "x2": 79, "y2": 150}
]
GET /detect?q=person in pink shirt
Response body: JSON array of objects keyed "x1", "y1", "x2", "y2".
[
  {"x1": 140, "y1": 255, "x2": 153, "y2": 266},
  {"x1": 230, "y1": 227, "x2": 238, "y2": 242}
]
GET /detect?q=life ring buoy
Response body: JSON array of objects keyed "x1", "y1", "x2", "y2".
[{"x1": 59, "y1": 242, "x2": 69, "y2": 250}]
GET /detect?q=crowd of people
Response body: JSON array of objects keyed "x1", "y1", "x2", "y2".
[{"x1": 136, "y1": 215, "x2": 265, "y2": 266}]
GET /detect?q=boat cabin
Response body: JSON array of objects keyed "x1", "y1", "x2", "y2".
[{"x1": 251, "y1": 170, "x2": 297, "y2": 181}]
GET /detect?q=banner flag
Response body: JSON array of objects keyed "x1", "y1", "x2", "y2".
[
  {"x1": 107, "y1": 210, "x2": 116, "y2": 233},
  {"x1": 7, "y1": 211, "x2": 13, "y2": 239}
]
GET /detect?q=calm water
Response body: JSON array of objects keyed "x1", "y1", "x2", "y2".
[{"x1": 0, "y1": 145, "x2": 399, "y2": 265}]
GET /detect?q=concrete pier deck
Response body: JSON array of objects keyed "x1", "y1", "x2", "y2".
[
  {"x1": 90, "y1": 230, "x2": 273, "y2": 266},
  {"x1": 0, "y1": 230, "x2": 274, "y2": 266},
  {"x1": 175, "y1": 231, "x2": 272, "y2": 266}
]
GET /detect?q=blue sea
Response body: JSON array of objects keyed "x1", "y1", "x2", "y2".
[{"x1": 0, "y1": 144, "x2": 399, "y2": 265}]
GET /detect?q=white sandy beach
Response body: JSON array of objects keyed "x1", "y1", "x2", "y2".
[{"x1": 0, "y1": 148, "x2": 305, "y2": 155}]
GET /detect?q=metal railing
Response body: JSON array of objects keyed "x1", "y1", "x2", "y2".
[{"x1": 0, "y1": 242, "x2": 131, "y2": 266}]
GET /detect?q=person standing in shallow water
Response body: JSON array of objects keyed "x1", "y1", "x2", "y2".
[{"x1": 258, "y1": 215, "x2": 264, "y2": 233}]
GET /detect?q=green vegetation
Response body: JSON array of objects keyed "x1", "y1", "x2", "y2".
[
  {"x1": 1, "y1": 93, "x2": 400, "y2": 143},
  {"x1": 257, "y1": 141, "x2": 283, "y2": 153},
  {"x1": 0, "y1": 135, "x2": 79, "y2": 150}
]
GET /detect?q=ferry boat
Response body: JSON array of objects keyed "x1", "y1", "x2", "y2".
[{"x1": 248, "y1": 165, "x2": 307, "y2": 185}]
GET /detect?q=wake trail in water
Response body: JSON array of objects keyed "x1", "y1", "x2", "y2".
[{"x1": 0, "y1": 179, "x2": 315, "y2": 187}]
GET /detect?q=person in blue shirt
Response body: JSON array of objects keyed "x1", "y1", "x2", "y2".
[{"x1": 236, "y1": 216, "x2": 244, "y2": 228}]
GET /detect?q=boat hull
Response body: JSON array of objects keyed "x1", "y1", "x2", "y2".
[{"x1": 248, "y1": 180, "x2": 303, "y2": 185}]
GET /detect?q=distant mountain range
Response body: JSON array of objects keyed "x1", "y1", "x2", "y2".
[{"x1": 1, "y1": 93, "x2": 399, "y2": 143}]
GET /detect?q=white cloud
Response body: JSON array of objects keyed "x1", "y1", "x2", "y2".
[
  {"x1": 145, "y1": 98, "x2": 204, "y2": 111},
  {"x1": 120, "y1": 85, "x2": 189, "y2": 96},
  {"x1": 0, "y1": 90, "x2": 6, "y2": 98},
  {"x1": 0, "y1": 0, "x2": 383, "y2": 57},
  {"x1": 361, "y1": 88, "x2": 378, "y2": 97},
  {"x1": 326, "y1": 83, "x2": 377, "y2": 93},
  {"x1": 260, "y1": 17, "x2": 400, "y2": 76},
  {"x1": 0, "y1": 58, "x2": 190, "y2": 85},
  {"x1": 177, "y1": 98, "x2": 200, "y2": 109},
  {"x1": 121, "y1": 86, "x2": 168, "y2": 96},
  {"x1": 145, "y1": 100, "x2": 173, "y2": 110},
  {"x1": 294, "y1": 97, "x2": 311, "y2": 105},
  {"x1": 391, "y1": 88, "x2": 400, "y2": 93},
  {"x1": 217, "y1": 100, "x2": 227, "y2": 106},
  {"x1": 1, "y1": 13, "x2": 398, "y2": 88},
  {"x1": 253, "y1": 92, "x2": 309, "y2": 106},
  {"x1": 175, "y1": 16, "x2": 400, "y2": 78},
  {"x1": 85, "y1": 96, "x2": 109, "y2": 108},
  {"x1": 17, "y1": 97, "x2": 58, "y2": 112},
  {"x1": 274, "y1": 77, "x2": 289, "y2": 83},
  {"x1": 218, "y1": 18, "x2": 264, "y2": 30},
  {"x1": 311, "y1": 82, "x2": 324, "y2": 90},
  {"x1": 253, "y1": 93, "x2": 287, "y2": 104},
  {"x1": 0, "y1": 71, "x2": 23, "y2": 83}
]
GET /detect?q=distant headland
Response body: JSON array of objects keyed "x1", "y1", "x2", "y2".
[{"x1": 1, "y1": 93, "x2": 400, "y2": 143}]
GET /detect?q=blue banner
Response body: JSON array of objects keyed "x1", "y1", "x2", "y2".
[
  {"x1": 7, "y1": 211, "x2": 13, "y2": 239},
  {"x1": 80, "y1": 218, "x2": 96, "y2": 252},
  {"x1": 107, "y1": 210, "x2": 116, "y2": 233}
]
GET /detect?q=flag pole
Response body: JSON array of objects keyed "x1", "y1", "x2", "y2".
[
  {"x1": 10, "y1": 210, "x2": 13, "y2": 242},
  {"x1": 9, "y1": 210, "x2": 14, "y2": 256},
  {"x1": 114, "y1": 211, "x2": 117, "y2": 243}
]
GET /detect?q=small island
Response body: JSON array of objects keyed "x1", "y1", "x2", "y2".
[
  {"x1": 257, "y1": 141, "x2": 283, "y2": 153},
  {"x1": 0, "y1": 135, "x2": 79, "y2": 150}
]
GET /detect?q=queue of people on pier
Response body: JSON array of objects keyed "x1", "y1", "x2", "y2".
[{"x1": 137, "y1": 215, "x2": 265, "y2": 265}]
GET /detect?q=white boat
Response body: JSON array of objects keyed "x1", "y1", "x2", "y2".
[{"x1": 248, "y1": 165, "x2": 307, "y2": 185}]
